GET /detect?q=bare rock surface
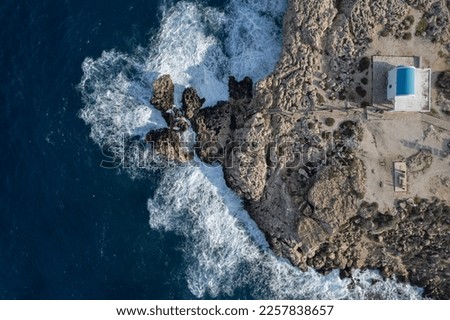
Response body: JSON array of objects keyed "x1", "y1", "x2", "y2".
[
  {"x1": 144, "y1": 0, "x2": 450, "y2": 299},
  {"x1": 145, "y1": 75, "x2": 192, "y2": 163},
  {"x1": 150, "y1": 74, "x2": 174, "y2": 112},
  {"x1": 306, "y1": 158, "x2": 366, "y2": 239},
  {"x1": 182, "y1": 87, "x2": 204, "y2": 120},
  {"x1": 145, "y1": 128, "x2": 192, "y2": 162},
  {"x1": 193, "y1": 77, "x2": 270, "y2": 201}
]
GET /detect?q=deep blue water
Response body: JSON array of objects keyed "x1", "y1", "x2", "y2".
[
  {"x1": 0, "y1": 0, "x2": 208, "y2": 299},
  {"x1": 0, "y1": 0, "x2": 423, "y2": 300}
]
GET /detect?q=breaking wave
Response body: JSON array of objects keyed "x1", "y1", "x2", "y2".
[
  {"x1": 148, "y1": 162, "x2": 422, "y2": 299},
  {"x1": 79, "y1": 0, "x2": 423, "y2": 299}
]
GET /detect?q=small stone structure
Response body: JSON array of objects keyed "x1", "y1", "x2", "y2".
[{"x1": 393, "y1": 161, "x2": 407, "y2": 192}]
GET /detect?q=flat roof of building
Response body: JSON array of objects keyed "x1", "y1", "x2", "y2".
[{"x1": 394, "y1": 68, "x2": 431, "y2": 112}]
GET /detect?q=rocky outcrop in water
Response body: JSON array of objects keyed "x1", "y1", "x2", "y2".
[
  {"x1": 151, "y1": 75, "x2": 174, "y2": 113},
  {"x1": 192, "y1": 76, "x2": 271, "y2": 200},
  {"x1": 145, "y1": 128, "x2": 192, "y2": 162},
  {"x1": 182, "y1": 87, "x2": 204, "y2": 120},
  {"x1": 145, "y1": 75, "x2": 191, "y2": 162},
  {"x1": 145, "y1": 0, "x2": 450, "y2": 299},
  {"x1": 145, "y1": 73, "x2": 449, "y2": 298}
]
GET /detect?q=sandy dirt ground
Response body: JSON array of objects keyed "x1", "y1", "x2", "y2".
[
  {"x1": 358, "y1": 113, "x2": 450, "y2": 211},
  {"x1": 332, "y1": 7, "x2": 450, "y2": 211}
]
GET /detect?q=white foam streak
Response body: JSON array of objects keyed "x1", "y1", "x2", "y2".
[
  {"x1": 79, "y1": 51, "x2": 166, "y2": 150},
  {"x1": 80, "y1": 0, "x2": 424, "y2": 299},
  {"x1": 148, "y1": 162, "x2": 422, "y2": 299},
  {"x1": 226, "y1": 0, "x2": 287, "y2": 80},
  {"x1": 79, "y1": 0, "x2": 287, "y2": 150},
  {"x1": 145, "y1": 2, "x2": 229, "y2": 106}
]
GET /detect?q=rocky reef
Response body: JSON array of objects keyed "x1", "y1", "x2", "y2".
[{"x1": 144, "y1": 0, "x2": 450, "y2": 299}]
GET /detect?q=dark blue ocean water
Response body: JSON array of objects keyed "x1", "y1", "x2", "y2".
[
  {"x1": 0, "y1": 0, "x2": 424, "y2": 301},
  {"x1": 0, "y1": 0, "x2": 229, "y2": 299}
]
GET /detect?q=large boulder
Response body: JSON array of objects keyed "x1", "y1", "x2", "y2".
[
  {"x1": 182, "y1": 87, "x2": 205, "y2": 120},
  {"x1": 150, "y1": 75, "x2": 174, "y2": 113},
  {"x1": 145, "y1": 128, "x2": 192, "y2": 163}
]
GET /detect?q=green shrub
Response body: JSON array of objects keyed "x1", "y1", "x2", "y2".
[
  {"x1": 405, "y1": 15, "x2": 415, "y2": 25},
  {"x1": 325, "y1": 117, "x2": 335, "y2": 127},
  {"x1": 380, "y1": 29, "x2": 389, "y2": 37},
  {"x1": 356, "y1": 86, "x2": 367, "y2": 98},
  {"x1": 416, "y1": 18, "x2": 428, "y2": 34},
  {"x1": 317, "y1": 92, "x2": 325, "y2": 104},
  {"x1": 358, "y1": 57, "x2": 371, "y2": 72}
]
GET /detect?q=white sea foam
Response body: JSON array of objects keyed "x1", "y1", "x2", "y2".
[
  {"x1": 79, "y1": 50, "x2": 166, "y2": 150},
  {"x1": 225, "y1": 0, "x2": 287, "y2": 80},
  {"x1": 78, "y1": 0, "x2": 286, "y2": 163},
  {"x1": 148, "y1": 162, "x2": 422, "y2": 299},
  {"x1": 144, "y1": 1, "x2": 229, "y2": 106},
  {"x1": 80, "y1": 0, "x2": 424, "y2": 299}
]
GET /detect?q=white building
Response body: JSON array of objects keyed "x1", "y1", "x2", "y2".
[{"x1": 387, "y1": 65, "x2": 431, "y2": 112}]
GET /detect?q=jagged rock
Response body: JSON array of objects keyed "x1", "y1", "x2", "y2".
[
  {"x1": 193, "y1": 98, "x2": 269, "y2": 200},
  {"x1": 145, "y1": 128, "x2": 192, "y2": 162},
  {"x1": 296, "y1": 217, "x2": 329, "y2": 254},
  {"x1": 182, "y1": 87, "x2": 205, "y2": 120},
  {"x1": 193, "y1": 101, "x2": 233, "y2": 163},
  {"x1": 159, "y1": 107, "x2": 186, "y2": 131},
  {"x1": 223, "y1": 113, "x2": 269, "y2": 201},
  {"x1": 299, "y1": 159, "x2": 366, "y2": 253},
  {"x1": 142, "y1": 0, "x2": 450, "y2": 299},
  {"x1": 228, "y1": 76, "x2": 253, "y2": 102},
  {"x1": 150, "y1": 75, "x2": 174, "y2": 113},
  {"x1": 308, "y1": 160, "x2": 366, "y2": 223}
]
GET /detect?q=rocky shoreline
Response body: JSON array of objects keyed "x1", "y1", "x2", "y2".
[{"x1": 144, "y1": 0, "x2": 450, "y2": 299}]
